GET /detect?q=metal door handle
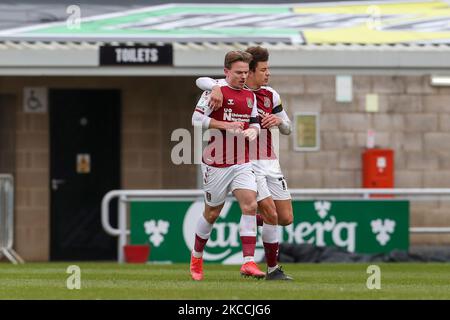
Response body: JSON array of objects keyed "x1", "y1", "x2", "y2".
[{"x1": 52, "y1": 179, "x2": 65, "y2": 191}]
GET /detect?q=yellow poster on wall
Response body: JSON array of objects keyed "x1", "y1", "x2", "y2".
[{"x1": 294, "y1": 112, "x2": 320, "y2": 151}]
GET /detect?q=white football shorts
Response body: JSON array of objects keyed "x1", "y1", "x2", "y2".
[
  {"x1": 201, "y1": 162, "x2": 257, "y2": 207},
  {"x1": 252, "y1": 159, "x2": 292, "y2": 202}
]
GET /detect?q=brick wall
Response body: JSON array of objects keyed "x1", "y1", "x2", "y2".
[
  {"x1": 0, "y1": 76, "x2": 199, "y2": 261},
  {"x1": 271, "y1": 74, "x2": 450, "y2": 244},
  {"x1": 15, "y1": 97, "x2": 50, "y2": 260}
]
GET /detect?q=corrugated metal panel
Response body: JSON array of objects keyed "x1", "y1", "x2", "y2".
[
  {"x1": 0, "y1": 41, "x2": 97, "y2": 67},
  {"x1": 1, "y1": 41, "x2": 450, "y2": 75},
  {"x1": 2, "y1": 41, "x2": 450, "y2": 51}
]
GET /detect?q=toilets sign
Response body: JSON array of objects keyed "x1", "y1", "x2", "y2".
[
  {"x1": 130, "y1": 199, "x2": 409, "y2": 264},
  {"x1": 99, "y1": 45, "x2": 173, "y2": 66}
]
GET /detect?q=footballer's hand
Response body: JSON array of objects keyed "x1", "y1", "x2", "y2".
[
  {"x1": 225, "y1": 121, "x2": 244, "y2": 134},
  {"x1": 209, "y1": 86, "x2": 223, "y2": 110},
  {"x1": 243, "y1": 128, "x2": 258, "y2": 141},
  {"x1": 261, "y1": 114, "x2": 282, "y2": 129}
]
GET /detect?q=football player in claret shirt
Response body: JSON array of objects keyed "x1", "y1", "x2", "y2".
[
  {"x1": 190, "y1": 50, "x2": 266, "y2": 281},
  {"x1": 196, "y1": 46, "x2": 294, "y2": 280}
]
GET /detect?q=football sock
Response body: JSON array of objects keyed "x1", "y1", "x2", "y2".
[
  {"x1": 193, "y1": 215, "x2": 213, "y2": 257},
  {"x1": 262, "y1": 222, "x2": 279, "y2": 268},
  {"x1": 240, "y1": 214, "x2": 257, "y2": 259}
]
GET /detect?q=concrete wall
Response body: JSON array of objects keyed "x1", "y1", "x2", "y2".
[{"x1": 0, "y1": 74, "x2": 449, "y2": 261}]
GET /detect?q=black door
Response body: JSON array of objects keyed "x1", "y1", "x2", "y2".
[{"x1": 50, "y1": 89, "x2": 120, "y2": 261}]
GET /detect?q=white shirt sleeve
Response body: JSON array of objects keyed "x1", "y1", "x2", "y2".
[
  {"x1": 272, "y1": 89, "x2": 282, "y2": 107},
  {"x1": 249, "y1": 93, "x2": 260, "y2": 132},
  {"x1": 277, "y1": 110, "x2": 292, "y2": 135},
  {"x1": 270, "y1": 87, "x2": 292, "y2": 135},
  {"x1": 195, "y1": 77, "x2": 226, "y2": 91},
  {"x1": 192, "y1": 91, "x2": 214, "y2": 129}
]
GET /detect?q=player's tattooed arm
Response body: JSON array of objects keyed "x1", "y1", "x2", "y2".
[
  {"x1": 260, "y1": 113, "x2": 282, "y2": 129},
  {"x1": 268, "y1": 89, "x2": 292, "y2": 135},
  {"x1": 262, "y1": 109, "x2": 292, "y2": 135},
  {"x1": 277, "y1": 110, "x2": 292, "y2": 135}
]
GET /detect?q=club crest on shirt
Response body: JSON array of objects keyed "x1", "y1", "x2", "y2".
[
  {"x1": 246, "y1": 98, "x2": 253, "y2": 109},
  {"x1": 227, "y1": 99, "x2": 234, "y2": 105},
  {"x1": 264, "y1": 96, "x2": 271, "y2": 108}
]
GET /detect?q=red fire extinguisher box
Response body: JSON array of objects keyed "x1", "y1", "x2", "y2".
[{"x1": 362, "y1": 149, "x2": 394, "y2": 189}]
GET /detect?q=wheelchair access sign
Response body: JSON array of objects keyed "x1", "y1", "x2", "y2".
[
  {"x1": 129, "y1": 199, "x2": 409, "y2": 264},
  {"x1": 23, "y1": 87, "x2": 47, "y2": 113}
]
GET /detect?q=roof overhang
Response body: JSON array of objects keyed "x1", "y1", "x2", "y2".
[
  {"x1": 1, "y1": 41, "x2": 450, "y2": 76},
  {"x1": 2, "y1": 1, "x2": 450, "y2": 76}
]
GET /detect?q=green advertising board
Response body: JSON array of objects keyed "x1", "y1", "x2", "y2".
[{"x1": 130, "y1": 199, "x2": 409, "y2": 264}]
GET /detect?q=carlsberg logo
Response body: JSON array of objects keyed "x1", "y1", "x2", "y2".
[
  {"x1": 281, "y1": 201, "x2": 357, "y2": 252},
  {"x1": 182, "y1": 200, "x2": 358, "y2": 263},
  {"x1": 131, "y1": 199, "x2": 407, "y2": 263}
]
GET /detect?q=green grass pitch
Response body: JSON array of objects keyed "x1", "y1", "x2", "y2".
[{"x1": 0, "y1": 262, "x2": 449, "y2": 300}]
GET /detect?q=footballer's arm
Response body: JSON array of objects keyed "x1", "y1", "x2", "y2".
[
  {"x1": 260, "y1": 108, "x2": 291, "y2": 135},
  {"x1": 192, "y1": 109, "x2": 244, "y2": 132},
  {"x1": 243, "y1": 94, "x2": 260, "y2": 141},
  {"x1": 272, "y1": 88, "x2": 292, "y2": 135},
  {"x1": 196, "y1": 77, "x2": 224, "y2": 110},
  {"x1": 196, "y1": 77, "x2": 218, "y2": 91},
  {"x1": 260, "y1": 88, "x2": 292, "y2": 135},
  {"x1": 274, "y1": 108, "x2": 292, "y2": 135}
]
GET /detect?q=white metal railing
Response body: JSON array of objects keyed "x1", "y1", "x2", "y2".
[
  {"x1": 0, "y1": 174, "x2": 24, "y2": 264},
  {"x1": 101, "y1": 188, "x2": 450, "y2": 263}
]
